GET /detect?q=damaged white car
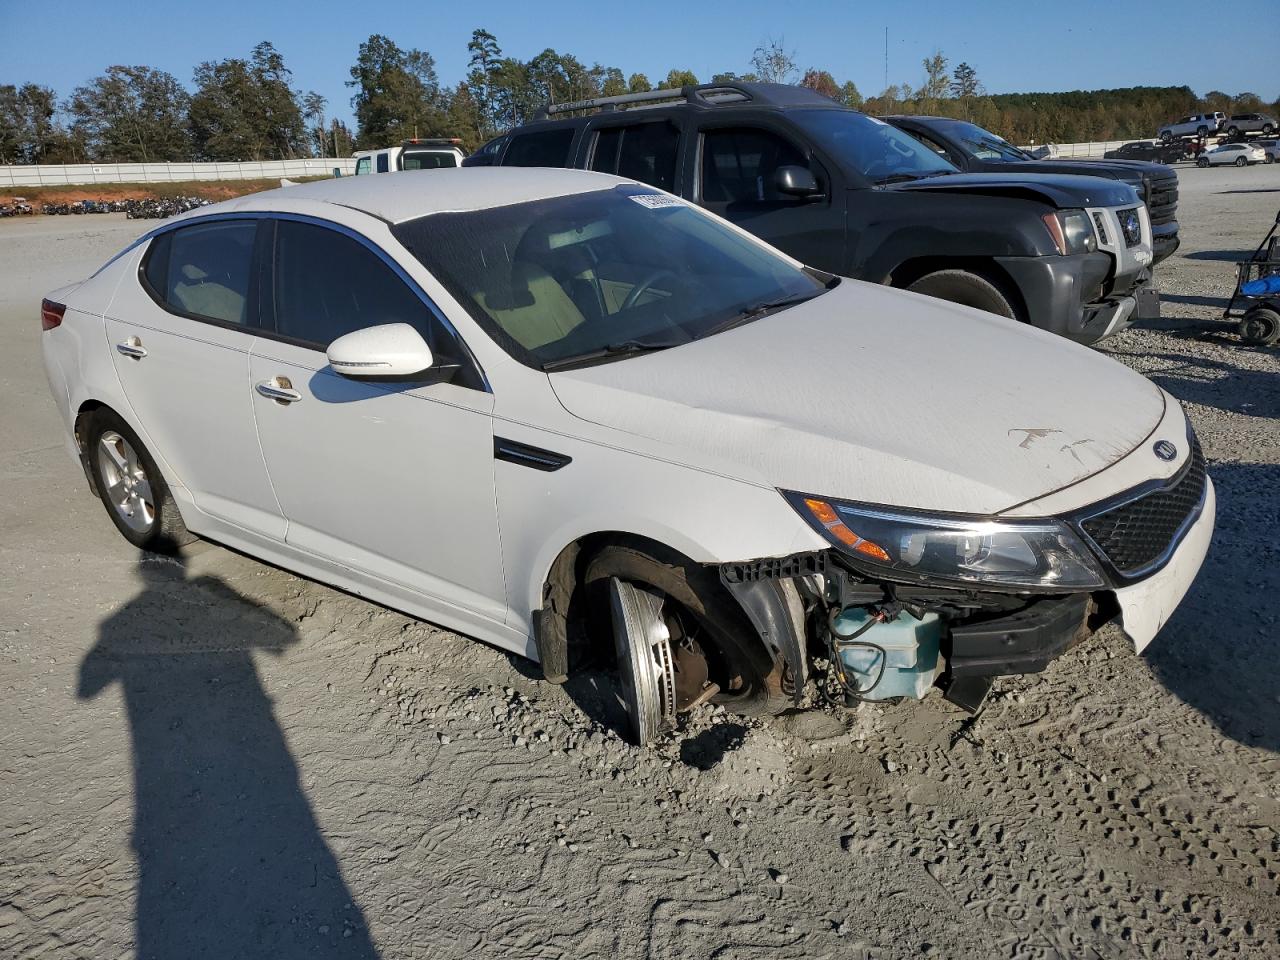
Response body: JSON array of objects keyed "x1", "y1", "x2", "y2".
[{"x1": 40, "y1": 168, "x2": 1214, "y2": 744}]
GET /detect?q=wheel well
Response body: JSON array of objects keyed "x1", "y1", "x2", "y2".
[
  {"x1": 73, "y1": 400, "x2": 107, "y2": 495},
  {"x1": 888, "y1": 257, "x2": 1028, "y2": 321},
  {"x1": 535, "y1": 532, "x2": 773, "y2": 683}
]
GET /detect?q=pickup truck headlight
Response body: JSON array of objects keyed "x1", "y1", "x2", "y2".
[
  {"x1": 786, "y1": 493, "x2": 1106, "y2": 590},
  {"x1": 1042, "y1": 209, "x2": 1097, "y2": 255}
]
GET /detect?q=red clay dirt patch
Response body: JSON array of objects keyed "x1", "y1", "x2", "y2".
[{"x1": 0, "y1": 177, "x2": 326, "y2": 209}]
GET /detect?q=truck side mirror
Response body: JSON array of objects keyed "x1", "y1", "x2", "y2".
[{"x1": 774, "y1": 165, "x2": 822, "y2": 199}]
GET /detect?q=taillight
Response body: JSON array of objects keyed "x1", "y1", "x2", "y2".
[{"x1": 41, "y1": 299, "x2": 65, "y2": 331}]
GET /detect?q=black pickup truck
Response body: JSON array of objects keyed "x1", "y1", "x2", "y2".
[
  {"x1": 886, "y1": 115, "x2": 1179, "y2": 264},
  {"x1": 469, "y1": 83, "x2": 1156, "y2": 345}
]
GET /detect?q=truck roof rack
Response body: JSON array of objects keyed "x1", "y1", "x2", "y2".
[
  {"x1": 401, "y1": 137, "x2": 463, "y2": 147},
  {"x1": 534, "y1": 82, "x2": 831, "y2": 120}
]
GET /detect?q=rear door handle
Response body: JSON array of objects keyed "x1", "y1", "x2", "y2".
[
  {"x1": 255, "y1": 377, "x2": 302, "y2": 405},
  {"x1": 116, "y1": 337, "x2": 147, "y2": 359}
]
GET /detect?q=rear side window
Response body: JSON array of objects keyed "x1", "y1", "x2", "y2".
[
  {"x1": 355, "y1": 156, "x2": 371, "y2": 175},
  {"x1": 503, "y1": 129, "x2": 575, "y2": 168},
  {"x1": 143, "y1": 220, "x2": 258, "y2": 326},
  {"x1": 701, "y1": 127, "x2": 809, "y2": 205},
  {"x1": 590, "y1": 122, "x2": 680, "y2": 192},
  {"x1": 272, "y1": 220, "x2": 438, "y2": 350},
  {"x1": 376, "y1": 152, "x2": 390, "y2": 173}
]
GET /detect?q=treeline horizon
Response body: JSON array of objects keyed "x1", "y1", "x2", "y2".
[{"x1": 2, "y1": 30, "x2": 1277, "y2": 165}]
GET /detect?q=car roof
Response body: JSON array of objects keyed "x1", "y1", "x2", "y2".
[{"x1": 184, "y1": 167, "x2": 628, "y2": 225}]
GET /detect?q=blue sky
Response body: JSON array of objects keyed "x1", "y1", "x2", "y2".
[{"x1": 4, "y1": 0, "x2": 1278, "y2": 126}]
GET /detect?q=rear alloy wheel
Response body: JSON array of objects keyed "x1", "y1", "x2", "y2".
[
  {"x1": 1160, "y1": 131, "x2": 1173, "y2": 143},
  {"x1": 1197, "y1": 157, "x2": 1210, "y2": 168},
  {"x1": 1227, "y1": 126, "x2": 1240, "y2": 137},
  {"x1": 907, "y1": 269, "x2": 1019, "y2": 320},
  {"x1": 1239, "y1": 306, "x2": 1280, "y2": 347},
  {"x1": 1264, "y1": 124, "x2": 1275, "y2": 135},
  {"x1": 1235, "y1": 157, "x2": 1248, "y2": 167},
  {"x1": 87, "y1": 410, "x2": 193, "y2": 551}
]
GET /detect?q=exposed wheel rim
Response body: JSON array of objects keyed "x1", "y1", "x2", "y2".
[
  {"x1": 97, "y1": 430, "x2": 155, "y2": 533},
  {"x1": 609, "y1": 578, "x2": 677, "y2": 745}
]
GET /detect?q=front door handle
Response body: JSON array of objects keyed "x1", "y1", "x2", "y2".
[
  {"x1": 255, "y1": 377, "x2": 302, "y2": 405},
  {"x1": 116, "y1": 337, "x2": 147, "y2": 359}
]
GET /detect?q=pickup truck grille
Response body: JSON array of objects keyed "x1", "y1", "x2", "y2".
[
  {"x1": 1145, "y1": 172, "x2": 1179, "y2": 227},
  {"x1": 1078, "y1": 442, "x2": 1206, "y2": 578}
]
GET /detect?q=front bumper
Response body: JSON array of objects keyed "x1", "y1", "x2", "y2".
[
  {"x1": 996, "y1": 252, "x2": 1146, "y2": 344},
  {"x1": 1152, "y1": 222, "x2": 1180, "y2": 264}
]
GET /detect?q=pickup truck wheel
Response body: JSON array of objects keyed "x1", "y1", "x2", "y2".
[
  {"x1": 584, "y1": 543, "x2": 787, "y2": 740},
  {"x1": 1197, "y1": 157, "x2": 1210, "y2": 168},
  {"x1": 86, "y1": 409, "x2": 194, "y2": 552},
  {"x1": 906, "y1": 269, "x2": 1018, "y2": 320}
]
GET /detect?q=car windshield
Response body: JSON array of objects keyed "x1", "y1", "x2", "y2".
[
  {"x1": 790, "y1": 109, "x2": 957, "y2": 183},
  {"x1": 392, "y1": 185, "x2": 829, "y2": 370},
  {"x1": 943, "y1": 121, "x2": 1034, "y2": 161}
]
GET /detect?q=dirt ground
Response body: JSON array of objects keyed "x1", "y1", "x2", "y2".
[
  {"x1": 0, "y1": 177, "x2": 326, "y2": 208},
  {"x1": 1, "y1": 164, "x2": 1277, "y2": 960}
]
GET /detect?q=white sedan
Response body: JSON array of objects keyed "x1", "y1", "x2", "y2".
[
  {"x1": 40, "y1": 169, "x2": 1214, "y2": 744},
  {"x1": 1196, "y1": 143, "x2": 1267, "y2": 167}
]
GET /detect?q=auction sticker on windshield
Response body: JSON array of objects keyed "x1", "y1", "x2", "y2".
[{"x1": 629, "y1": 194, "x2": 684, "y2": 209}]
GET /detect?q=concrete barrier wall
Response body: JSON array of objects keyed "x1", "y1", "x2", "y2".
[
  {"x1": 0, "y1": 158, "x2": 357, "y2": 188},
  {"x1": 1018, "y1": 141, "x2": 1145, "y2": 159}
]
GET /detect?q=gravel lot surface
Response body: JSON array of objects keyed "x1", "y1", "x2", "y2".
[{"x1": 2, "y1": 164, "x2": 1277, "y2": 959}]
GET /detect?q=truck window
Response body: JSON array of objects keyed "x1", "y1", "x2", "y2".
[
  {"x1": 376, "y1": 152, "x2": 390, "y2": 174},
  {"x1": 403, "y1": 151, "x2": 458, "y2": 170},
  {"x1": 701, "y1": 127, "x2": 809, "y2": 205},
  {"x1": 355, "y1": 156, "x2": 371, "y2": 175},
  {"x1": 503, "y1": 129, "x2": 575, "y2": 168},
  {"x1": 590, "y1": 122, "x2": 680, "y2": 192}
]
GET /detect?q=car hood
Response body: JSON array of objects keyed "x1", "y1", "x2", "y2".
[
  {"x1": 888, "y1": 171, "x2": 1139, "y2": 209},
  {"x1": 549, "y1": 281, "x2": 1166, "y2": 515}
]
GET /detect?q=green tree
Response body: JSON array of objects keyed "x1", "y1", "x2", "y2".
[
  {"x1": 189, "y1": 42, "x2": 307, "y2": 161},
  {"x1": 0, "y1": 83, "x2": 76, "y2": 163},
  {"x1": 444, "y1": 81, "x2": 485, "y2": 151},
  {"x1": 348, "y1": 34, "x2": 447, "y2": 147},
  {"x1": 920, "y1": 51, "x2": 950, "y2": 107},
  {"x1": 839, "y1": 81, "x2": 863, "y2": 110},
  {"x1": 950, "y1": 62, "x2": 980, "y2": 99},
  {"x1": 66, "y1": 66, "x2": 190, "y2": 162},
  {"x1": 302, "y1": 91, "x2": 327, "y2": 157},
  {"x1": 628, "y1": 73, "x2": 652, "y2": 93},
  {"x1": 466, "y1": 28, "x2": 503, "y2": 136},
  {"x1": 750, "y1": 38, "x2": 797, "y2": 84},
  {"x1": 601, "y1": 67, "x2": 627, "y2": 98},
  {"x1": 663, "y1": 69, "x2": 699, "y2": 89}
]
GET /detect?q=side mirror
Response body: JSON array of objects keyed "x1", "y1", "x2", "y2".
[
  {"x1": 327, "y1": 323, "x2": 435, "y2": 380},
  {"x1": 774, "y1": 164, "x2": 822, "y2": 198}
]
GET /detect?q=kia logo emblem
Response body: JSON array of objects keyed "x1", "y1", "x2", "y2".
[{"x1": 1153, "y1": 440, "x2": 1178, "y2": 461}]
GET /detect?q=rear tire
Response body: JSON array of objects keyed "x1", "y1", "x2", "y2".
[
  {"x1": 1197, "y1": 157, "x2": 1210, "y2": 168},
  {"x1": 1235, "y1": 157, "x2": 1247, "y2": 167},
  {"x1": 1264, "y1": 124, "x2": 1275, "y2": 135},
  {"x1": 906, "y1": 269, "x2": 1019, "y2": 320},
  {"x1": 1197, "y1": 126, "x2": 1209, "y2": 138},
  {"x1": 1160, "y1": 131, "x2": 1172, "y2": 143},
  {"x1": 584, "y1": 542, "x2": 788, "y2": 731},
  {"x1": 1239, "y1": 306, "x2": 1280, "y2": 347},
  {"x1": 1227, "y1": 126, "x2": 1239, "y2": 137},
  {"x1": 86, "y1": 409, "x2": 194, "y2": 552}
]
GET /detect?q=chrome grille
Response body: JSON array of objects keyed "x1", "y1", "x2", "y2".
[{"x1": 1078, "y1": 442, "x2": 1207, "y2": 577}]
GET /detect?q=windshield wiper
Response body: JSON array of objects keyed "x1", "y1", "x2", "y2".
[
  {"x1": 703, "y1": 292, "x2": 820, "y2": 337},
  {"x1": 541, "y1": 339, "x2": 686, "y2": 372},
  {"x1": 874, "y1": 170, "x2": 952, "y2": 185}
]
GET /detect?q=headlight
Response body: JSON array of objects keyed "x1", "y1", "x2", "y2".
[
  {"x1": 786, "y1": 493, "x2": 1105, "y2": 590},
  {"x1": 1042, "y1": 209, "x2": 1097, "y2": 255}
]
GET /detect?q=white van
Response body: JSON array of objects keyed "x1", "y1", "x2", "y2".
[{"x1": 353, "y1": 138, "x2": 466, "y2": 175}]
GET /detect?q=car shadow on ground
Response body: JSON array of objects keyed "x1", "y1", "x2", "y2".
[
  {"x1": 1184, "y1": 249, "x2": 1253, "y2": 262},
  {"x1": 1130, "y1": 349, "x2": 1280, "y2": 418},
  {"x1": 77, "y1": 553, "x2": 379, "y2": 959},
  {"x1": 1143, "y1": 462, "x2": 1280, "y2": 753}
]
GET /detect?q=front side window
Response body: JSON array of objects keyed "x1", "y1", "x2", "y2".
[
  {"x1": 701, "y1": 127, "x2": 810, "y2": 205},
  {"x1": 144, "y1": 219, "x2": 257, "y2": 326},
  {"x1": 392, "y1": 185, "x2": 829, "y2": 370},
  {"x1": 272, "y1": 220, "x2": 444, "y2": 352},
  {"x1": 789, "y1": 109, "x2": 956, "y2": 184},
  {"x1": 355, "y1": 156, "x2": 372, "y2": 175},
  {"x1": 502, "y1": 129, "x2": 575, "y2": 168},
  {"x1": 590, "y1": 122, "x2": 681, "y2": 192}
]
